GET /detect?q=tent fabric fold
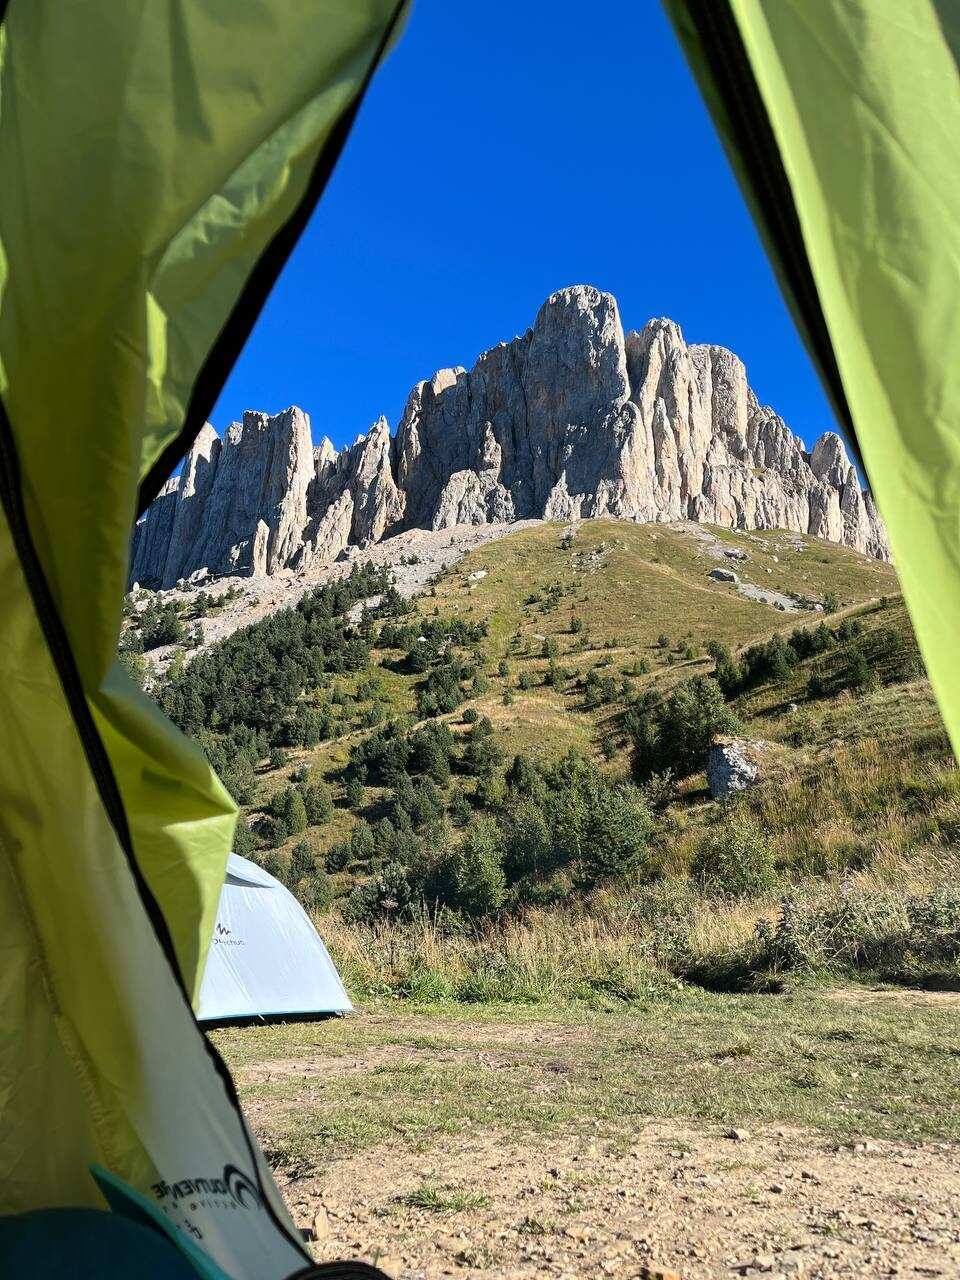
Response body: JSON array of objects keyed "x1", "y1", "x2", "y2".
[
  {"x1": 0, "y1": 1, "x2": 408, "y2": 1275},
  {"x1": 664, "y1": 0, "x2": 960, "y2": 760}
]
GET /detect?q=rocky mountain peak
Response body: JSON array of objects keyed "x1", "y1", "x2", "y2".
[{"x1": 130, "y1": 285, "x2": 889, "y2": 589}]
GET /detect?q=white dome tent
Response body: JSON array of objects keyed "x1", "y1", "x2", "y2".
[{"x1": 198, "y1": 853, "x2": 352, "y2": 1023}]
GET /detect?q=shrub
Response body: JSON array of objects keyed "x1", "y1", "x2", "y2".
[
  {"x1": 757, "y1": 888, "x2": 906, "y2": 973},
  {"x1": 642, "y1": 770, "x2": 675, "y2": 813},
  {"x1": 118, "y1": 648, "x2": 148, "y2": 690},
  {"x1": 260, "y1": 851, "x2": 283, "y2": 882},
  {"x1": 297, "y1": 870, "x2": 333, "y2": 913},
  {"x1": 498, "y1": 659, "x2": 510, "y2": 677},
  {"x1": 231, "y1": 817, "x2": 256, "y2": 858},
  {"x1": 632, "y1": 676, "x2": 740, "y2": 781},
  {"x1": 579, "y1": 783, "x2": 652, "y2": 885},
  {"x1": 290, "y1": 839, "x2": 315, "y2": 882},
  {"x1": 301, "y1": 780, "x2": 333, "y2": 825},
  {"x1": 141, "y1": 601, "x2": 185, "y2": 650},
  {"x1": 448, "y1": 786, "x2": 472, "y2": 827},
  {"x1": 343, "y1": 861, "x2": 414, "y2": 924},
  {"x1": 325, "y1": 841, "x2": 352, "y2": 873},
  {"x1": 692, "y1": 810, "x2": 777, "y2": 898},
  {"x1": 846, "y1": 645, "x2": 879, "y2": 692},
  {"x1": 351, "y1": 821, "x2": 376, "y2": 862},
  {"x1": 501, "y1": 800, "x2": 552, "y2": 880},
  {"x1": 267, "y1": 786, "x2": 307, "y2": 839},
  {"x1": 426, "y1": 820, "x2": 506, "y2": 918},
  {"x1": 345, "y1": 777, "x2": 365, "y2": 810},
  {"x1": 785, "y1": 707, "x2": 818, "y2": 747}
]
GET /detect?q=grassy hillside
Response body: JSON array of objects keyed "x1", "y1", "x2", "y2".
[{"x1": 130, "y1": 519, "x2": 960, "y2": 993}]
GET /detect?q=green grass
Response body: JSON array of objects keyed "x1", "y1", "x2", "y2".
[
  {"x1": 217, "y1": 986, "x2": 960, "y2": 1179},
  {"x1": 243, "y1": 519, "x2": 906, "y2": 873},
  {"x1": 395, "y1": 1184, "x2": 490, "y2": 1214}
]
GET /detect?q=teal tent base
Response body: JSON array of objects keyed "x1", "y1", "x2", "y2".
[{"x1": 0, "y1": 1209, "x2": 200, "y2": 1279}]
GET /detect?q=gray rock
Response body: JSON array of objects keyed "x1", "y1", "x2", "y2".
[
  {"x1": 709, "y1": 567, "x2": 739, "y2": 583},
  {"x1": 129, "y1": 285, "x2": 891, "y2": 587},
  {"x1": 707, "y1": 738, "x2": 766, "y2": 799}
]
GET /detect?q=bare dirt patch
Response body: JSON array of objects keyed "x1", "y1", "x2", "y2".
[{"x1": 282, "y1": 1120, "x2": 960, "y2": 1279}]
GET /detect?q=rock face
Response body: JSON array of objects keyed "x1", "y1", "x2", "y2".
[{"x1": 130, "y1": 285, "x2": 890, "y2": 587}]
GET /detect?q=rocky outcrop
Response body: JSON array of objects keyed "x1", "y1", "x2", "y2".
[
  {"x1": 707, "y1": 737, "x2": 766, "y2": 799},
  {"x1": 130, "y1": 285, "x2": 890, "y2": 587}
]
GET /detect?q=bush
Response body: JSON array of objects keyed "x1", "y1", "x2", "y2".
[
  {"x1": 343, "y1": 861, "x2": 414, "y2": 924},
  {"x1": 448, "y1": 786, "x2": 472, "y2": 827},
  {"x1": 290, "y1": 839, "x2": 315, "y2": 882},
  {"x1": 325, "y1": 841, "x2": 352, "y2": 873},
  {"x1": 118, "y1": 648, "x2": 148, "y2": 690},
  {"x1": 345, "y1": 777, "x2": 365, "y2": 810},
  {"x1": 297, "y1": 870, "x2": 333, "y2": 913},
  {"x1": 301, "y1": 780, "x2": 333, "y2": 825},
  {"x1": 642, "y1": 770, "x2": 675, "y2": 813},
  {"x1": 140, "y1": 600, "x2": 185, "y2": 650},
  {"x1": 846, "y1": 645, "x2": 879, "y2": 692},
  {"x1": 231, "y1": 817, "x2": 256, "y2": 858},
  {"x1": 692, "y1": 810, "x2": 777, "y2": 898},
  {"x1": 267, "y1": 786, "x2": 307, "y2": 840},
  {"x1": 632, "y1": 677, "x2": 741, "y2": 781},
  {"x1": 579, "y1": 783, "x2": 652, "y2": 885},
  {"x1": 427, "y1": 820, "x2": 506, "y2": 918}
]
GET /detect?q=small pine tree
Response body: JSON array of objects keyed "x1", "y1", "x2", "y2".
[
  {"x1": 301, "y1": 780, "x2": 333, "y2": 826},
  {"x1": 448, "y1": 820, "x2": 507, "y2": 917},
  {"x1": 290, "y1": 839, "x2": 314, "y2": 881},
  {"x1": 448, "y1": 786, "x2": 472, "y2": 827}
]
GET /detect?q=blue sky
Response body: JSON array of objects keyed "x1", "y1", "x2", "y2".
[{"x1": 213, "y1": 1, "x2": 837, "y2": 454}]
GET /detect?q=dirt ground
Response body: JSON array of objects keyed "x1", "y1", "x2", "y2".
[
  {"x1": 283, "y1": 1120, "x2": 959, "y2": 1280},
  {"x1": 223, "y1": 991, "x2": 960, "y2": 1280}
]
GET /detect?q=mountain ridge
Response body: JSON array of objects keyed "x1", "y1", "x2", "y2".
[{"x1": 130, "y1": 285, "x2": 889, "y2": 589}]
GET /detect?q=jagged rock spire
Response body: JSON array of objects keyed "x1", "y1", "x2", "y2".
[{"x1": 130, "y1": 285, "x2": 889, "y2": 588}]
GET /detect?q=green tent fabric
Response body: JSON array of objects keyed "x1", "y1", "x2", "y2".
[
  {"x1": 664, "y1": 0, "x2": 960, "y2": 756},
  {"x1": 0, "y1": 1, "x2": 407, "y2": 1275}
]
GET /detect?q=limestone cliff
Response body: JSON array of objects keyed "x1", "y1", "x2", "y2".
[{"x1": 130, "y1": 286, "x2": 889, "y2": 588}]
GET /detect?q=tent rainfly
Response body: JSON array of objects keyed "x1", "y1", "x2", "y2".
[
  {"x1": 2, "y1": 0, "x2": 959, "y2": 1277},
  {"x1": 198, "y1": 856, "x2": 351, "y2": 1024}
]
